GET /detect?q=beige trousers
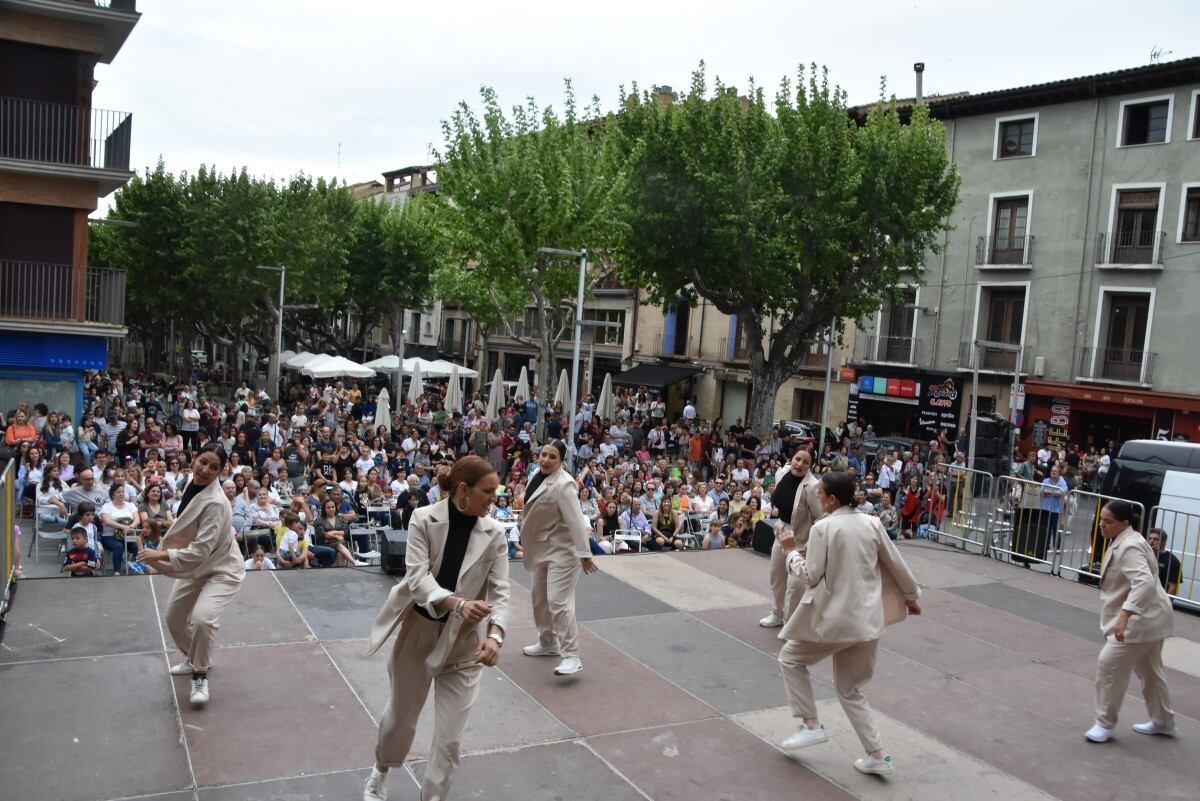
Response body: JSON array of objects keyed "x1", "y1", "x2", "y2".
[
  {"x1": 779, "y1": 638, "x2": 882, "y2": 754},
  {"x1": 1094, "y1": 638, "x2": 1175, "y2": 729},
  {"x1": 769, "y1": 537, "x2": 799, "y2": 620},
  {"x1": 375, "y1": 612, "x2": 482, "y2": 801},
  {"x1": 164, "y1": 574, "x2": 242, "y2": 672},
  {"x1": 526, "y1": 542, "x2": 582, "y2": 658}
]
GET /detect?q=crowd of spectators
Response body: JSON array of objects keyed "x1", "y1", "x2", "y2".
[{"x1": 0, "y1": 367, "x2": 1142, "y2": 581}]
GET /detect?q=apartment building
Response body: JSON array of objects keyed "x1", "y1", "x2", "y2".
[
  {"x1": 0, "y1": 0, "x2": 139, "y2": 418},
  {"x1": 852, "y1": 57, "x2": 1200, "y2": 450}
]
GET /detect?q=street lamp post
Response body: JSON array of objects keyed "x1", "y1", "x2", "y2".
[
  {"x1": 537, "y1": 246, "x2": 588, "y2": 472},
  {"x1": 256, "y1": 265, "x2": 285, "y2": 403}
]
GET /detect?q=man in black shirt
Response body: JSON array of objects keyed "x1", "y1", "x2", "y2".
[
  {"x1": 282, "y1": 433, "x2": 307, "y2": 488},
  {"x1": 1148, "y1": 528, "x2": 1182, "y2": 597}
]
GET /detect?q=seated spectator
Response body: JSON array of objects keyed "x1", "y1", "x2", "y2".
[
  {"x1": 620, "y1": 498, "x2": 652, "y2": 539},
  {"x1": 703, "y1": 518, "x2": 725, "y2": 550},
  {"x1": 244, "y1": 545, "x2": 277, "y2": 571},
  {"x1": 594, "y1": 499, "x2": 622, "y2": 555},
  {"x1": 726, "y1": 509, "x2": 754, "y2": 548},
  {"x1": 312, "y1": 498, "x2": 367, "y2": 567},
  {"x1": 491, "y1": 493, "x2": 513, "y2": 520},
  {"x1": 99, "y1": 483, "x2": 139, "y2": 572},
  {"x1": 875, "y1": 492, "x2": 899, "y2": 540},
  {"x1": 898, "y1": 476, "x2": 924, "y2": 539},
  {"x1": 62, "y1": 527, "x2": 99, "y2": 577},
  {"x1": 276, "y1": 512, "x2": 318, "y2": 569},
  {"x1": 649, "y1": 497, "x2": 683, "y2": 551},
  {"x1": 854, "y1": 489, "x2": 875, "y2": 515},
  {"x1": 139, "y1": 483, "x2": 175, "y2": 530},
  {"x1": 36, "y1": 465, "x2": 68, "y2": 525},
  {"x1": 133, "y1": 520, "x2": 164, "y2": 574}
]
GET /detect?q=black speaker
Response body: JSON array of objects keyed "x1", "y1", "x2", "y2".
[
  {"x1": 752, "y1": 521, "x2": 775, "y2": 555},
  {"x1": 973, "y1": 436, "x2": 1003, "y2": 458},
  {"x1": 379, "y1": 529, "x2": 408, "y2": 576}
]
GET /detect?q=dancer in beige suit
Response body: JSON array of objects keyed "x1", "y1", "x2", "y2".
[
  {"x1": 362, "y1": 456, "x2": 509, "y2": 801},
  {"x1": 137, "y1": 445, "x2": 243, "y2": 708},
  {"x1": 1085, "y1": 499, "x2": 1176, "y2": 743},
  {"x1": 776, "y1": 470, "x2": 921, "y2": 776},
  {"x1": 520, "y1": 440, "x2": 597, "y2": 676},
  {"x1": 760, "y1": 447, "x2": 823, "y2": 627}
]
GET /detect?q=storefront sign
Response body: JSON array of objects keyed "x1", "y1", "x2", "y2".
[
  {"x1": 846, "y1": 383, "x2": 859, "y2": 424},
  {"x1": 1046, "y1": 396, "x2": 1070, "y2": 452},
  {"x1": 916, "y1": 374, "x2": 962, "y2": 435},
  {"x1": 839, "y1": 366, "x2": 857, "y2": 383}
]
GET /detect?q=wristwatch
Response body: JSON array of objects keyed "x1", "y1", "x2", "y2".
[{"x1": 486, "y1": 631, "x2": 504, "y2": 647}]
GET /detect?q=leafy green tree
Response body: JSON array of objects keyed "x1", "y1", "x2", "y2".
[
  {"x1": 614, "y1": 65, "x2": 960, "y2": 434},
  {"x1": 432, "y1": 82, "x2": 627, "y2": 405}
]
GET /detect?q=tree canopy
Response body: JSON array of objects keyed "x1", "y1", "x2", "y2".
[
  {"x1": 614, "y1": 64, "x2": 961, "y2": 433},
  {"x1": 431, "y1": 82, "x2": 627, "y2": 405}
]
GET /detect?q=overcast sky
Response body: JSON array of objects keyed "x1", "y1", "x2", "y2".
[{"x1": 92, "y1": 0, "x2": 1197, "y2": 192}]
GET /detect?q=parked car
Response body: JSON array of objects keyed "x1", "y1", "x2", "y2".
[
  {"x1": 860, "y1": 436, "x2": 923, "y2": 460},
  {"x1": 191, "y1": 349, "x2": 208, "y2": 366},
  {"x1": 780, "y1": 420, "x2": 839, "y2": 451}
]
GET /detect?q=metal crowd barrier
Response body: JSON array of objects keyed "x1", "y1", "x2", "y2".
[
  {"x1": 985, "y1": 474, "x2": 1067, "y2": 572},
  {"x1": 1147, "y1": 505, "x2": 1200, "y2": 613},
  {"x1": 926, "y1": 466, "x2": 995, "y2": 555},
  {"x1": 1056, "y1": 489, "x2": 1144, "y2": 585},
  {"x1": 1, "y1": 459, "x2": 16, "y2": 622}
]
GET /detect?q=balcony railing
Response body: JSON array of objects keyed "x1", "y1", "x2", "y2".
[
  {"x1": 0, "y1": 261, "x2": 125, "y2": 327},
  {"x1": 0, "y1": 96, "x2": 132, "y2": 171},
  {"x1": 1096, "y1": 230, "x2": 1165, "y2": 266},
  {"x1": 958, "y1": 341, "x2": 1032, "y2": 373},
  {"x1": 855, "y1": 334, "x2": 919, "y2": 365},
  {"x1": 717, "y1": 337, "x2": 750, "y2": 362},
  {"x1": 976, "y1": 234, "x2": 1033, "y2": 266},
  {"x1": 1076, "y1": 346, "x2": 1155, "y2": 385},
  {"x1": 651, "y1": 332, "x2": 695, "y2": 359}
]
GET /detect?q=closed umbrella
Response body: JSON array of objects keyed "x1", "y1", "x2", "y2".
[
  {"x1": 485, "y1": 368, "x2": 504, "y2": 422},
  {"x1": 407, "y1": 360, "x2": 424, "y2": 406},
  {"x1": 553, "y1": 368, "x2": 572, "y2": 412},
  {"x1": 445, "y1": 364, "x2": 463, "y2": 415},
  {"x1": 516, "y1": 365, "x2": 531, "y2": 403},
  {"x1": 596, "y1": 373, "x2": 615, "y2": 421},
  {"x1": 374, "y1": 387, "x2": 391, "y2": 432}
]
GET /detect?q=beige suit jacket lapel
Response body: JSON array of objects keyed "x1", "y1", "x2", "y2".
[
  {"x1": 162, "y1": 479, "x2": 221, "y2": 549},
  {"x1": 524, "y1": 469, "x2": 559, "y2": 509}
]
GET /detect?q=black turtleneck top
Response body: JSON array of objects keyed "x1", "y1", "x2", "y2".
[{"x1": 414, "y1": 500, "x2": 477, "y2": 621}]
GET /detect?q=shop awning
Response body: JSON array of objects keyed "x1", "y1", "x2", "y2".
[
  {"x1": 611, "y1": 362, "x2": 703, "y2": 391},
  {"x1": 1025, "y1": 380, "x2": 1200, "y2": 414}
]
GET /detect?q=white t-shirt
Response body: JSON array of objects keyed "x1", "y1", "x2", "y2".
[
  {"x1": 278, "y1": 529, "x2": 300, "y2": 554},
  {"x1": 244, "y1": 555, "x2": 277, "y2": 570},
  {"x1": 100, "y1": 501, "x2": 137, "y2": 531}
]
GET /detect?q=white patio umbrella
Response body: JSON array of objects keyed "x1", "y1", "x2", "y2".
[
  {"x1": 407, "y1": 360, "x2": 424, "y2": 406},
  {"x1": 424, "y1": 359, "x2": 479, "y2": 379},
  {"x1": 284, "y1": 351, "x2": 320, "y2": 369},
  {"x1": 485, "y1": 368, "x2": 504, "y2": 421},
  {"x1": 596, "y1": 373, "x2": 615, "y2": 421},
  {"x1": 444, "y1": 364, "x2": 463, "y2": 415},
  {"x1": 363, "y1": 354, "x2": 400, "y2": 372},
  {"x1": 374, "y1": 387, "x2": 391, "y2": 431},
  {"x1": 516, "y1": 365, "x2": 531, "y2": 403},
  {"x1": 302, "y1": 354, "x2": 376, "y2": 379},
  {"x1": 553, "y1": 368, "x2": 572, "y2": 412},
  {"x1": 279, "y1": 349, "x2": 297, "y2": 364}
]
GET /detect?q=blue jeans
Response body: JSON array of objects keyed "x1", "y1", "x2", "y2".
[
  {"x1": 98, "y1": 534, "x2": 138, "y2": 572},
  {"x1": 77, "y1": 439, "x2": 98, "y2": 467},
  {"x1": 310, "y1": 545, "x2": 336, "y2": 567}
]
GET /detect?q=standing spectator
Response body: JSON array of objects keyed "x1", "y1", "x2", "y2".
[
  {"x1": 180, "y1": 399, "x2": 201, "y2": 452},
  {"x1": 1147, "y1": 528, "x2": 1182, "y2": 597},
  {"x1": 1040, "y1": 466, "x2": 1069, "y2": 554}
]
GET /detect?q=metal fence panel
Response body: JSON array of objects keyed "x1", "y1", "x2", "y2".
[
  {"x1": 1147, "y1": 505, "x2": 1200, "y2": 613},
  {"x1": 924, "y1": 466, "x2": 995, "y2": 555},
  {"x1": 987, "y1": 474, "x2": 1072, "y2": 572},
  {"x1": 1057, "y1": 489, "x2": 1145, "y2": 585},
  {"x1": 1, "y1": 459, "x2": 15, "y2": 621}
]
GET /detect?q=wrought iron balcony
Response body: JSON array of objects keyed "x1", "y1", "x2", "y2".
[
  {"x1": 855, "y1": 334, "x2": 920, "y2": 365},
  {"x1": 0, "y1": 96, "x2": 132, "y2": 171},
  {"x1": 958, "y1": 341, "x2": 1033, "y2": 373},
  {"x1": 975, "y1": 234, "x2": 1033, "y2": 266},
  {"x1": 1076, "y1": 346, "x2": 1155, "y2": 385},
  {"x1": 1096, "y1": 230, "x2": 1165, "y2": 266},
  {"x1": 651, "y1": 332, "x2": 695, "y2": 359},
  {"x1": 0, "y1": 261, "x2": 125, "y2": 327}
]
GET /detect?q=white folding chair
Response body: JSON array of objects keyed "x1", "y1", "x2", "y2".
[
  {"x1": 30, "y1": 504, "x2": 68, "y2": 563},
  {"x1": 614, "y1": 528, "x2": 643, "y2": 553}
]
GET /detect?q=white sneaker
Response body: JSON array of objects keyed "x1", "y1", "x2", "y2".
[
  {"x1": 780, "y1": 725, "x2": 829, "y2": 750},
  {"x1": 1133, "y1": 721, "x2": 1177, "y2": 737},
  {"x1": 363, "y1": 767, "x2": 388, "y2": 801},
  {"x1": 1085, "y1": 723, "x2": 1113, "y2": 743},
  {"x1": 169, "y1": 659, "x2": 195, "y2": 676},
  {"x1": 523, "y1": 641, "x2": 561, "y2": 657},
  {"x1": 189, "y1": 675, "x2": 209, "y2": 706},
  {"x1": 854, "y1": 754, "x2": 895, "y2": 775},
  {"x1": 759, "y1": 611, "x2": 784, "y2": 628},
  {"x1": 554, "y1": 656, "x2": 583, "y2": 675},
  {"x1": 358, "y1": 550, "x2": 381, "y2": 560},
  {"x1": 353, "y1": 560, "x2": 370, "y2": 567}
]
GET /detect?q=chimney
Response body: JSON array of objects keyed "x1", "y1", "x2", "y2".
[
  {"x1": 914, "y1": 62, "x2": 925, "y2": 105},
  {"x1": 654, "y1": 84, "x2": 677, "y2": 108}
]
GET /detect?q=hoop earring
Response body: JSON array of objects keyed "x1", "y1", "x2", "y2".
[{"x1": 455, "y1": 493, "x2": 469, "y2": 514}]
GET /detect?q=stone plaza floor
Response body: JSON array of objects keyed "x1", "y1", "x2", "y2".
[{"x1": 1, "y1": 542, "x2": 1198, "y2": 801}]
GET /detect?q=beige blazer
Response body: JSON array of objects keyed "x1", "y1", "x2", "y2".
[
  {"x1": 773, "y1": 466, "x2": 824, "y2": 546},
  {"x1": 158, "y1": 479, "x2": 244, "y2": 581},
  {"x1": 1099, "y1": 526, "x2": 1174, "y2": 642},
  {"x1": 780, "y1": 507, "x2": 920, "y2": 643},
  {"x1": 518, "y1": 467, "x2": 592, "y2": 559},
  {"x1": 367, "y1": 501, "x2": 511, "y2": 669}
]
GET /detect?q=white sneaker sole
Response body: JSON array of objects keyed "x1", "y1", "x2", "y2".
[
  {"x1": 523, "y1": 647, "x2": 561, "y2": 657},
  {"x1": 854, "y1": 760, "x2": 894, "y2": 776},
  {"x1": 554, "y1": 664, "x2": 583, "y2": 676}
]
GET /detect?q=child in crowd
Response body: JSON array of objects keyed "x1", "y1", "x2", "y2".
[
  {"x1": 67, "y1": 501, "x2": 101, "y2": 565},
  {"x1": 276, "y1": 512, "x2": 316, "y2": 569},
  {"x1": 244, "y1": 545, "x2": 276, "y2": 571},
  {"x1": 703, "y1": 517, "x2": 725, "y2": 550},
  {"x1": 62, "y1": 527, "x2": 99, "y2": 576},
  {"x1": 132, "y1": 520, "x2": 163, "y2": 574}
]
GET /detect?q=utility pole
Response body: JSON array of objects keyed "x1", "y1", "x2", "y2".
[{"x1": 256, "y1": 265, "x2": 285, "y2": 403}]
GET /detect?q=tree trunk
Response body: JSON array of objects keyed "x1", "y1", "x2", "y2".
[
  {"x1": 232, "y1": 329, "x2": 245, "y2": 390},
  {"x1": 747, "y1": 367, "x2": 785, "y2": 441},
  {"x1": 389, "y1": 307, "x2": 405, "y2": 406}
]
